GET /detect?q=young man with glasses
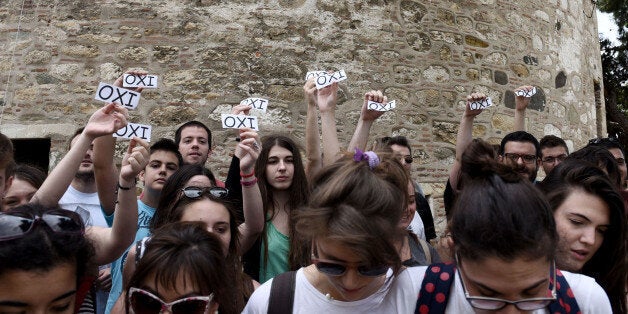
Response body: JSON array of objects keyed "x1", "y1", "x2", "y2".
[
  {"x1": 498, "y1": 131, "x2": 541, "y2": 182},
  {"x1": 539, "y1": 135, "x2": 569, "y2": 176}
]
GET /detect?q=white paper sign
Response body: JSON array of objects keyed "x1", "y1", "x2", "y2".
[
  {"x1": 515, "y1": 87, "x2": 537, "y2": 97},
  {"x1": 113, "y1": 123, "x2": 152, "y2": 141},
  {"x1": 221, "y1": 114, "x2": 259, "y2": 131},
  {"x1": 122, "y1": 74, "x2": 158, "y2": 88},
  {"x1": 305, "y1": 71, "x2": 327, "y2": 81},
  {"x1": 240, "y1": 97, "x2": 269, "y2": 113},
  {"x1": 94, "y1": 83, "x2": 141, "y2": 110},
  {"x1": 315, "y1": 70, "x2": 348, "y2": 89},
  {"x1": 367, "y1": 100, "x2": 396, "y2": 112},
  {"x1": 469, "y1": 97, "x2": 493, "y2": 110}
]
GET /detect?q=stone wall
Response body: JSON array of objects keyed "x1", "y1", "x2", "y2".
[{"x1": 0, "y1": 0, "x2": 604, "y2": 234}]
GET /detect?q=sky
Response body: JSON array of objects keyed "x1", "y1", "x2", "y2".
[{"x1": 598, "y1": 10, "x2": 620, "y2": 45}]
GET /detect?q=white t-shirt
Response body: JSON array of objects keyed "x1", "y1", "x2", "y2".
[
  {"x1": 242, "y1": 266, "x2": 611, "y2": 314},
  {"x1": 59, "y1": 185, "x2": 107, "y2": 227},
  {"x1": 408, "y1": 214, "x2": 426, "y2": 241}
]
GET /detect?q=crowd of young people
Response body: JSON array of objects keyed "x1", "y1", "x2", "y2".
[{"x1": 0, "y1": 71, "x2": 624, "y2": 314}]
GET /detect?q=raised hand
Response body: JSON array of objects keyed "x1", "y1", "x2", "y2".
[
  {"x1": 83, "y1": 103, "x2": 129, "y2": 140},
  {"x1": 317, "y1": 82, "x2": 339, "y2": 113},
  {"x1": 303, "y1": 78, "x2": 318, "y2": 107},
  {"x1": 514, "y1": 85, "x2": 534, "y2": 111},
  {"x1": 120, "y1": 137, "x2": 149, "y2": 184},
  {"x1": 464, "y1": 92, "x2": 487, "y2": 118},
  {"x1": 113, "y1": 70, "x2": 148, "y2": 94},
  {"x1": 236, "y1": 128, "x2": 261, "y2": 173},
  {"x1": 361, "y1": 90, "x2": 388, "y2": 122}
]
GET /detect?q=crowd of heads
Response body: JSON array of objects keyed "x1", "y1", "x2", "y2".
[{"x1": 0, "y1": 78, "x2": 625, "y2": 314}]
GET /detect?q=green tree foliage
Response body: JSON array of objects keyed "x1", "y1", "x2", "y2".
[{"x1": 598, "y1": 1, "x2": 628, "y2": 148}]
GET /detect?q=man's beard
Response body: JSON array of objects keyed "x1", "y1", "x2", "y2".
[{"x1": 75, "y1": 170, "x2": 95, "y2": 183}]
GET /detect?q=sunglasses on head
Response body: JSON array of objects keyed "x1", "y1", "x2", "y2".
[
  {"x1": 129, "y1": 287, "x2": 213, "y2": 314},
  {"x1": 181, "y1": 186, "x2": 229, "y2": 199},
  {"x1": 0, "y1": 210, "x2": 84, "y2": 241}
]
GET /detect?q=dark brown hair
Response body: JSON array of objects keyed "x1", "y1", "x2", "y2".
[
  {"x1": 255, "y1": 134, "x2": 310, "y2": 270},
  {"x1": 539, "y1": 159, "x2": 627, "y2": 313},
  {"x1": 452, "y1": 140, "x2": 557, "y2": 262},
  {"x1": 125, "y1": 222, "x2": 236, "y2": 314},
  {"x1": 296, "y1": 152, "x2": 408, "y2": 276}
]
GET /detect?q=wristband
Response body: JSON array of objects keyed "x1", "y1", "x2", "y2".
[
  {"x1": 118, "y1": 179, "x2": 136, "y2": 190},
  {"x1": 240, "y1": 170, "x2": 255, "y2": 178},
  {"x1": 241, "y1": 178, "x2": 257, "y2": 187}
]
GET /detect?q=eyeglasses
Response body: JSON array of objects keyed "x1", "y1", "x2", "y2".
[
  {"x1": 0, "y1": 210, "x2": 84, "y2": 241},
  {"x1": 312, "y1": 257, "x2": 390, "y2": 277},
  {"x1": 456, "y1": 257, "x2": 557, "y2": 311},
  {"x1": 503, "y1": 153, "x2": 538, "y2": 164},
  {"x1": 128, "y1": 287, "x2": 213, "y2": 314},
  {"x1": 541, "y1": 154, "x2": 567, "y2": 164},
  {"x1": 181, "y1": 186, "x2": 229, "y2": 199}
]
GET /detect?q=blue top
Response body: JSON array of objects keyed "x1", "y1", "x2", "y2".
[{"x1": 104, "y1": 199, "x2": 155, "y2": 313}]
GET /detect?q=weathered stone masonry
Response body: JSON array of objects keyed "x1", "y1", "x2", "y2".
[{"x1": 0, "y1": 0, "x2": 604, "y2": 234}]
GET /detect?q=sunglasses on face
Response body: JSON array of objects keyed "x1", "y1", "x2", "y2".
[
  {"x1": 181, "y1": 186, "x2": 229, "y2": 199},
  {"x1": 456, "y1": 254, "x2": 557, "y2": 311},
  {"x1": 401, "y1": 155, "x2": 413, "y2": 164},
  {"x1": 129, "y1": 287, "x2": 213, "y2": 314},
  {"x1": 312, "y1": 257, "x2": 389, "y2": 277},
  {"x1": 0, "y1": 210, "x2": 84, "y2": 241}
]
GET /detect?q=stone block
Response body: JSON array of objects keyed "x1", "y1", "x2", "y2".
[
  {"x1": 416, "y1": 89, "x2": 441, "y2": 107},
  {"x1": 466, "y1": 69, "x2": 479, "y2": 81},
  {"x1": 484, "y1": 52, "x2": 507, "y2": 66},
  {"x1": 61, "y1": 45, "x2": 100, "y2": 58},
  {"x1": 24, "y1": 50, "x2": 52, "y2": 64},
  {"x1": 439, "y1": 46, "x2": 452, "y2": 61},
  {"x1": 433, "y1": 121, "x2": 457, "y2": 145},
  {"x1": 36, "y1": 73, "x2": 60, "y2": 85},
  {"x1": 406, "y1": 32, "x2": 431, "y2": 52},
  {"x1": 555, "y1": 71, "x2": 567, "y2": 88},
  {"x1": 50, "y1": 64, "x2": 81, "y2": 80},
  {"x1": 422, "y1": 66, "x2": 450, "y2": 83},
  {"x1": 492, "y1": 113, "x2": 514, "y2": 132},
  {"x1": 400, "y1": 0, "x2": 427, "y2": 24},
  {"x1": 510, "y1": 64, "x2": 529, "y2": 77},
  {"x1": 99, "y1": 63, "x2": 122, "y2": 81},
  {"x1": 494, "y1": 70, "x2": 508, "y2": 85},
  {"x1": 153, "y1": 46, "x2": 180, "y2": 63},
  {"x1": 149, "y1": 106, "x2": 198, "y2": 126},
  {"x1": 117, "y1": 47, "x2": 149, "y2": 61}
]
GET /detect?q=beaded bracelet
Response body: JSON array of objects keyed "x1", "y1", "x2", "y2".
[
  {"x1": 240, "y1": 170, "x2": 255, "y2": 178},
  {"x1": 241, "y1": 177, "x2": 258, "y2": 187}
]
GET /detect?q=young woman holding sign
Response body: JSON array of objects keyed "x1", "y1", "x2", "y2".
[{"x1": 242, "y1": 134, "x2": 311, "y2": 283}]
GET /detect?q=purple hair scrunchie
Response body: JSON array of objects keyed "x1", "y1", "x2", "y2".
[{"x1": 353, "y1": 148, "x2": 380, "y2": 169}]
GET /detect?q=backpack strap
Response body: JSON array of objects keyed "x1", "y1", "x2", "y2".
[
  {"x1": 547, "y1": 269, "x2": 581, "y2": 314},
  {"x1": 415, "y1": 263, "x2": 456, "y2": 314},
  {"x1": 268, "y1": 271, "x2": 297, "y2": 314},
  {"x1": 417, "y1": 238, "x2": 432, "y2": 264}
]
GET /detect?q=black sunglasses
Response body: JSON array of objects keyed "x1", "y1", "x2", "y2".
[
  {"x1": 312, "y1": 257, "x2": 389, "y2": 277},
  {"x1": 181, "y1": 186, "x2": 229, "y2": 199},
  {"x1": 0, "y1": 210, "x2": 84, "y2": 241}
]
